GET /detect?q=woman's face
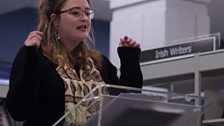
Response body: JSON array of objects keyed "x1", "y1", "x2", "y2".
[{"x1": 56, "y1": 0, "x2": 92, "y2": 47}]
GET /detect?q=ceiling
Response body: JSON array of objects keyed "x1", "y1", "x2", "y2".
[
  {"x1": 0, "y1": 0, "x2": 223, "y2": 20},
  {"x1": 0, "y1": 0, "x2": 112, "y2": 21},
  {"x1": 0, "y1": 0, "x2": 224, "y2": 36}
]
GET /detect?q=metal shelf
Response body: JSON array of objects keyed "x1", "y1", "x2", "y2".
[
  {"x1": 140, "y1": 49, "x2": 224, "y2": 106},
  {"x1": 141, "y1": 49, "x2": 224, "y2": 84},
  {"x1": 203, "y1": 118, "x2": 224, "y2": 126},
  {"x1": 0, "y1": 79, "x2": 9, "y2": 98}
]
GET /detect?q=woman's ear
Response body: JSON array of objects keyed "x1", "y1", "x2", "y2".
[{"x1": 51, "y1": 13, "x2": 59, "y2": 27}]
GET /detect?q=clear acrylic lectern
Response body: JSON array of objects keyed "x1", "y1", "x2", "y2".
[{"x1": 52, "y1": 84, "x2": 202, "y2": 126}]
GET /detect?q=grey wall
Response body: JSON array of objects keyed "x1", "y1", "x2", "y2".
[
  {"x1": 0, "y1": 7, "x2": 110, "y2": 79},
  {"x1": 0, "y1": 7, "x2": 39, "y2": 63},
  {"x1": 92, "y1": 20, "x2": 110, "y2": 58}
]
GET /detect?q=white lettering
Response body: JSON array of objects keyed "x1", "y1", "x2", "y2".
[
  {"x1": 170, "y1": 46, "x2": 192, "y2": 56},
  {"x1": 155, "y1": 49, "x2": 169, "y2": 59}
]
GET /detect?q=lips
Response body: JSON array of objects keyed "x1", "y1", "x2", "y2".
[{"x1": 77, "y1": 25, "x2": 88, "y2": 30}]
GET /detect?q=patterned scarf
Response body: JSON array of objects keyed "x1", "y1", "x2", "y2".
[{"x1": 56, "y1": 56, "x2": 107, "y2": 126}]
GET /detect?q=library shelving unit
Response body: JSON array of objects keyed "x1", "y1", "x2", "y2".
[
  {"x1": 141, "y1": 46, "x2": 224, "y2": 126},
  {"x1": 0, "y1": 80, "x2": 9, "y2": 98},
  {"x1": 141, "y1": 49, "x2": 224, "y2": 94}
]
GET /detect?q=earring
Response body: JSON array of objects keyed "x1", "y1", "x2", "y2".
[
  {"x1": 55, "y1": 31, "x2": 60, "y2": 40},
  {"x1": 57, "y1": 34, "x2": 60, "y2": 40}
]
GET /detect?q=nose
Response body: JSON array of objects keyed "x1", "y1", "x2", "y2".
[{"x1": 79, "y1": 12, "x2": 89, "y2": 21}]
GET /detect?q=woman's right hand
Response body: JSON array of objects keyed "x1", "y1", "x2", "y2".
[{"x1": 24, "y1": 31, "x2": 43, "y2": 48}]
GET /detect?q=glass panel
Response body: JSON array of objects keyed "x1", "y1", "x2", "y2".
[{"x1": 53, "y1": 84, "x2": 202, "y2": 126}]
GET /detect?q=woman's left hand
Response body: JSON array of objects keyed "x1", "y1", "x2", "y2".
[{"x1": 119, "y1": 36, "x2": 140, "y2": 48}]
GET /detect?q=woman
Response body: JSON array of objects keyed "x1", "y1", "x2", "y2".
[{"x1": 5, "y1": 0, "x2": 143, "y2": 125}]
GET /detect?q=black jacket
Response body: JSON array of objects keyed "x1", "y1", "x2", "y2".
[{"x1": 5, "y1": 46, "x2": 143, "y2": 126}]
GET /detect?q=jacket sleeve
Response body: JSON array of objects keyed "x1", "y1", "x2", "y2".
[
  {"x1": 101, "y1": 47, "x2": 143, "y2": 89},
  {"x1": 5, "y1": 46, "x2": 44, "y2": 121},
  {"x1": 118, "y1": 47, "x2": 143, "y2": 89}
]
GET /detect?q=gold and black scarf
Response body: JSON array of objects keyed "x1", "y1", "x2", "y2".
[{"x1": 56, "y1": 56, "x2": 107, "y2": 126}]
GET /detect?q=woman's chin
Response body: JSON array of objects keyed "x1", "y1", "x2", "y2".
[
  {"x1": 71, "y1": 33, "x2": 89, "y2": 42},
  {"x1": 79, "y1": 35, "x2": 89, "y2": 41}
]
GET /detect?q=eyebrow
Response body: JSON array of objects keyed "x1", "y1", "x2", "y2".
[{"x1": 63, "y1": 6, "x2": 90, "y2": 11}]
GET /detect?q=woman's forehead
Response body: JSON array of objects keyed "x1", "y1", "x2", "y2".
[{"x1": 62, "y1": 0, "x2": 90, "y2": 9}]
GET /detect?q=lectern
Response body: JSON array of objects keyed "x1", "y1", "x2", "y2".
[{"x1": 53, "y1": 84, "x2": 202, "y2": 126}]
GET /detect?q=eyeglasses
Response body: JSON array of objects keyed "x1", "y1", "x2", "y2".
[{"x1": 57, "y1": 7, "x2": 94, "y2": 19}]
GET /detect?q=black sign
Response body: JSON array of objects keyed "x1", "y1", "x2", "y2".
[{"x1": 140, "y1": 38, "x2": 214, "y2": 62}]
